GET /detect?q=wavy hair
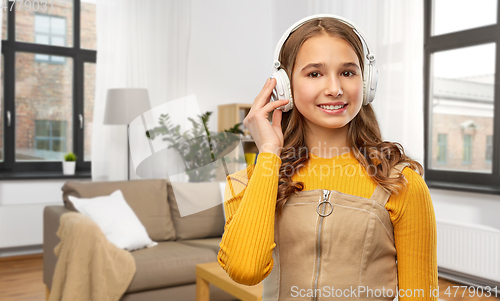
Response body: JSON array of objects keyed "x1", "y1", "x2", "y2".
[{"x1": 275, "y1": 17, "x2": 423, "y2": 219}]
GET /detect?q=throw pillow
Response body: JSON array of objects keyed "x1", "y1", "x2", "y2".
[
  {"x1": 167, "y1": 181, "x2": 225, "y2": 240},
  {"x1": 62, "y1": 179, "x2": 175, "y2": 242},
  {"x1": 68, "y1": 190, "x2": 157, "y2": 251}
]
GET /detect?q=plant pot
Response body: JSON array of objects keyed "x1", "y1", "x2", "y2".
[{"x1": 62, "y1": 161, "x2": 76, "y2": 175}]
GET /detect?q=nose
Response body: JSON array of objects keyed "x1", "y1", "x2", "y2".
[{"x1": 324, "y1": 75, "x2": 342, "y2": 97}]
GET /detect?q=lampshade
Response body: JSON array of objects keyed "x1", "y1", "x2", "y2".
[{"x1": 103, "y1": 88, "x2": 151, "y2": 125}]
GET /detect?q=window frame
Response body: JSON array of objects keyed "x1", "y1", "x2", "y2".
[
  {"x1": 424, "y1": 0, "x2": 500, "y2": 195},
  {"x1": 1, "y1": 1, "x2": 95, "y2": 178}
]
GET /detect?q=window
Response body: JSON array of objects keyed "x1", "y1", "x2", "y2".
[
  {"x1": 432, "y1": 0, "x2": 497, "y2": 35},
  {"x1": 81, "y1": 0, "x2": 96, "y2": 50},
  {"x1": 16, "y1": 52, "x2": 73, "y2": 161},
  {"x1": 1, "y1": 0, "x2": 96, "y2": 176},
  {"x1": 462, "y1": 134, "x2": 472, "y2": 165},
  {"x1": 34, "y1": 15, "x2": 67, "y2": 63},
  {"x1": 34, "y1": 120, "x2": 68, "y2": 158},
  {"x1": 83, "y1": 62, "x2": 95, "y2": 161},
  {"x1": 15, "y1": 0, "x2": 73, "y2": 47},
  {"x1": 486, "y1": 135, "x2": 493, "y2": 163},
  {"x1": 425, "y1": 0, "x2": 500, "y2": 194},
  {"x1": 437, "y1": 133, "x2": 447, "y2": 164}
]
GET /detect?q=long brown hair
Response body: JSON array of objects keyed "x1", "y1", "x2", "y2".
[{"x1": 275, "y1": 17, "x2": 423, "y2": 219}]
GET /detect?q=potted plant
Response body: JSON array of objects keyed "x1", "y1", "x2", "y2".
[
  {"x1": 63, "y1": 152, "x2": 77, "y2": 175},
  {"x1": 146, "y1": 111, "x2": 243, "y2": 182}
]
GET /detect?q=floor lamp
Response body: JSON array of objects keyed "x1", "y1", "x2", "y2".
[{"x1": 103, "y1": 88, "x2": 151, "y2": 180}]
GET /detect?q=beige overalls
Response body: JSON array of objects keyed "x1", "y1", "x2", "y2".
[{"x1": 261, "y1": 163, "x2": 407, "y2": 301}]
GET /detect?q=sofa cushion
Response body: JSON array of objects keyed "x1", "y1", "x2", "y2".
[
  {"x1": 178, "y1": 237, "x2": 222, "y2": 253},
  {"x1": 167, "y1": 181, "x2": 225, "y2": 240},
  {"x1": 62, "y1": 179, "x2": 175, "y2": 241},
  {"x1": 126, "y1": 241, "x2": 217, "y2": 293}
]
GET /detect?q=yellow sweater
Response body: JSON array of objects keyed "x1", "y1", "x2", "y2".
[{"x1": 218, "y1": 150, "x2": 438, "y2": 300}]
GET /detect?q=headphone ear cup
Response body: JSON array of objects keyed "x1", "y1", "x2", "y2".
[
  {"x1": 363, "y1": 62, "x2": 378, "y2": 106},
  {"x1": 362, "y1": 63, "x2": 370, "y2": 106},
  {"x1": 272, "y1": 69, "x2": 294, "y2": 112},
  {"x1": 369, "y1": 68, "x2": 378, "y2": 104}
]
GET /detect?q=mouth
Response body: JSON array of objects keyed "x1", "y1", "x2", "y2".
[{"x1": 317, "y1": 103, "x2": 348, "y2": 114}]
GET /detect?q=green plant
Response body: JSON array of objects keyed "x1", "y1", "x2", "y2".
[
  {"x1": 224, "y1": 122, "x2": 244, "y2": 135},
  {"x1": 146, "y1": 111, "x2": 243, "y2": 182},
  {"x1": 64, "y1": 152, "x2": 77, "y2": 162}
]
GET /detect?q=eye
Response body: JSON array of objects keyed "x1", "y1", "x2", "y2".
[
  {"x1": 308, "y1": 72, "x2": 321, "y2": 78},
  {"x1": 342, "y1": 70, "x2": 356, "y2": 77}
]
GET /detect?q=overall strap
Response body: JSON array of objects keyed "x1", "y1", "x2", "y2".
[{"x1": 370, "y1": 163, "x2": 408, "y2": 207}]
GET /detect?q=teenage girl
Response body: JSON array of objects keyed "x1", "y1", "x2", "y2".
[{"x1": 217, "y1": 14, "x2": 438, "y2": 301}]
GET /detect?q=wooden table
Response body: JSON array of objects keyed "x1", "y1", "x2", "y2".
[{"x1": 196, "y1": 261, "x2": 263, "y2": 301}]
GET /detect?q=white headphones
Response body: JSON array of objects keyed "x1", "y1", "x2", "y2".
[{"x1": 271, "y1": 14, "x2": 378, "y2": 112}]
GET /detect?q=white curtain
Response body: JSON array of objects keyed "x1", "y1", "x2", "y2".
[
  {"x1": 307, "y1": 0, "x2": 425, "y2": 162},
  {"x1": 0, "y1": 11, "x2": 2, "y2": 86},
  {"x1": 92, "y1": 0, "x2": 191, "y2": 181}
]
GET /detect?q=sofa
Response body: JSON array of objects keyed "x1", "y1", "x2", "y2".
[{"x1": 43, "y1": 179, "x2": 238, "y2": 301}]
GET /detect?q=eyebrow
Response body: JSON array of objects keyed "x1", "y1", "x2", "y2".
[{"x1": 301, "y1": 62, "x2": 360, "y2": 72}]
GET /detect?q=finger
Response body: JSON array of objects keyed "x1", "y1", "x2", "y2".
[
  {"x1": 272, "y1": 106, "x2": 282, "y2": 130},
  {"x1": 252, "y1": 78, "x2": 277, "y2": 109},
  {"x1": 263, "y1": 99, "x2": 289, "y2": 113}
]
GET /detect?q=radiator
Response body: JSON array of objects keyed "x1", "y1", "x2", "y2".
[{"x1": 437, "y1": 219, "x2": 500, "y2": 283}]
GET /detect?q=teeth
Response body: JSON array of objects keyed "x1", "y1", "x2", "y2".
[{"x1": 319, "y1": 104, "x2": 345, "y2": 110}]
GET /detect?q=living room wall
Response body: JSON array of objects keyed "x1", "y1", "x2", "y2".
[{"x1": 185, "y1": 0, "x2": 273, "y2": 132}]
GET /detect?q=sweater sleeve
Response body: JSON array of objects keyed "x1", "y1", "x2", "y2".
[
  {"x1": 392, "y1": 167, "x2": 439, "y2": 300},
  {"x1": 217, "y1": 152, "x2": 282, "y2": 286}
]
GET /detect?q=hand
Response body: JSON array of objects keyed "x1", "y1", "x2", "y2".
[{"x1": 243, "y1": 78, "x2": 289, "y2": 156}]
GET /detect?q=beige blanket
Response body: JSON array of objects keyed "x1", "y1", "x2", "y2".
[{"x1": 49, "y1": 212, "x2": 136, "y2": 301}]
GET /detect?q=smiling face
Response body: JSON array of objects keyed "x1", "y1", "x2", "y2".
[{"x1": 291, "y1": 34, "x2": 364, "y2": 136}]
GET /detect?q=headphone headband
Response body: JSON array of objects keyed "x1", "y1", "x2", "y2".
[{"x1": 272, "y1": 14, "x2": 374, "y2": 72}]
